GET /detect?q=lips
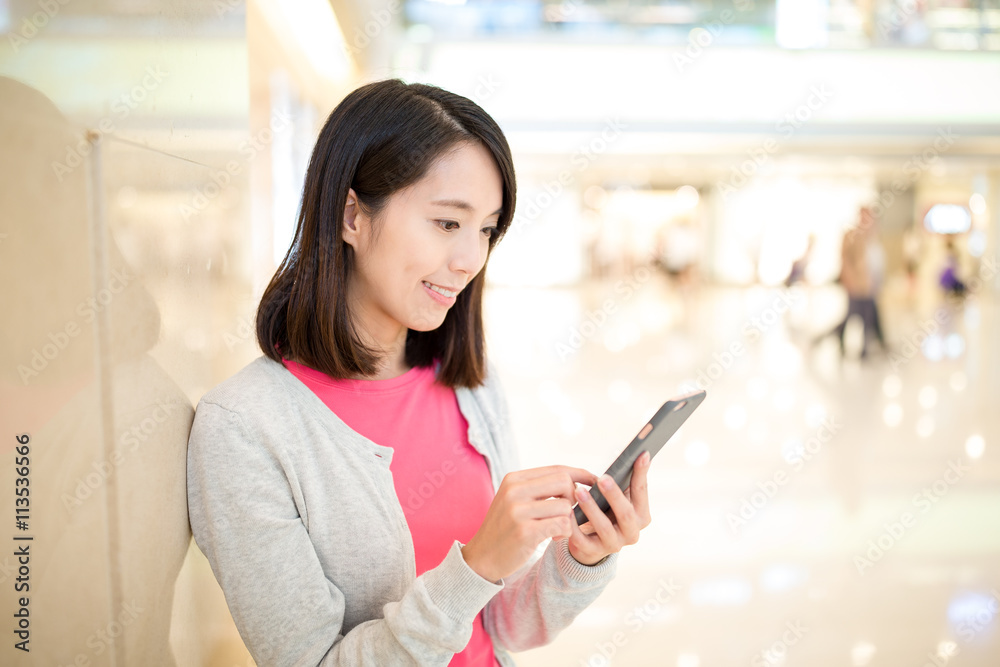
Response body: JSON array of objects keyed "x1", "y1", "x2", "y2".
[{"x1": 422, "y1": 281, "x2": 459, "y2": 298}]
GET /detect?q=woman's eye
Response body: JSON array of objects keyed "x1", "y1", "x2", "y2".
[{"x1": 436, "y1": 220, "x2": 497, "y2": 238}]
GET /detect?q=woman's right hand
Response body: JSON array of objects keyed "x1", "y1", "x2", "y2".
[{"x1": 460, "y1": 465, "x2": 598, "y2": 583}]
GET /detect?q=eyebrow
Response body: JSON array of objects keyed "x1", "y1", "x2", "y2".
[{"x1": 430, "y1": 199, "x2": 502, "y2": 217}]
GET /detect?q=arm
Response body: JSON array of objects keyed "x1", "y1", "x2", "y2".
[
  {"x1": 187, "y1": 401, "x2": 504, "y2": 667},
  {"x1": 482, "y1": 536, "x2": 618, "y2": 652},
  {"x1": 477, "y1": 363, "x2": 619, "y2": 652}
]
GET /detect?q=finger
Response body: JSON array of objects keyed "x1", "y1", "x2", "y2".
[
  {"x1": 522, "y1": 497, "x2": 574, "y2": 520},
  {"x1": 568, "y1": 507, "x2": 588, "y2": 540},
  {"x1": 540, "y1": 513, "x2": 573, "y2": 541},
  {"x1": 597, "y1": 474, "x2": 640, "y2": 541},
  {"x1": 515, "y1": 471, "x2": 596, "y2": 503},
  {"x1": 567, "y1": 506, "x2": 601, "y2": 558},
  {"x1": 628, "y1": 453, "x2": 651, "y2": 525},
  {"x1": 513, "y1": 465, "x2": 599, "y2": 487},
  {"x1": 574, "y1": 485, "x2": 619, "y2": 547}
]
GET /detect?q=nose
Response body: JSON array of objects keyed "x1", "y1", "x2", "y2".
[{"x1": 448, "y1": 226, "x2": 487, "y2": 280}]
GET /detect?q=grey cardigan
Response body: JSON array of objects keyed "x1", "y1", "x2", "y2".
[{"x1": 186, "y1": 355, "x2": 618, "y2": 666}]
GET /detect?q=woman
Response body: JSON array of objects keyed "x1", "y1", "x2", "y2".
[{"x1": 187, "y1": 79, "x2": 652, "y2": 666}]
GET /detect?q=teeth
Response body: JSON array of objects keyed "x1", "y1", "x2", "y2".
[{"x1": 423, "y1": 281, "x2": 456, "y2": 298}]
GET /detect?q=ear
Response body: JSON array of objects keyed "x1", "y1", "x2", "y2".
[{"x1": 342, "y1": 187, "x2": 363, "y2": 249}]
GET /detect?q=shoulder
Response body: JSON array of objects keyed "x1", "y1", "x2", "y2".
[
  {"x1": 195, "y1": 355, "x2": 296, "y2": 423},
  {"x1": 188, "y1": 356, "x2": 303, "y2": 461}
]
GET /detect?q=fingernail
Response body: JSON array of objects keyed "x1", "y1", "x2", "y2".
[
  {"x1": 599, "y1": 474, "x2": 613, "y2": 489},
  {"x1": 642, "y1": 451, "x2": 651, "y2": 466},
  {"x1": 575, "y1": 488, "x2": 588, "y2": 503}
]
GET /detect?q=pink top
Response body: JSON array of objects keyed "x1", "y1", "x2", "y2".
[{"x1": 281, "y1": 357, "x2": 501, "y2": 667}]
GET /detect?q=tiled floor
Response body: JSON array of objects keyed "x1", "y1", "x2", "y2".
[{"x1": 484, "y1": 269, "x2": 1000, "y2": 666}]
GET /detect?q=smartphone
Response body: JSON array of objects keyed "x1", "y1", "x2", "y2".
[{"x1": 573, "y1": 389, "x2": 706, "y2": 525}]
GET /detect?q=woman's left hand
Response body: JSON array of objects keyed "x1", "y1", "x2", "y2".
[{"x1": 567, "y1": 451, "x2": 652, "y2": 565}]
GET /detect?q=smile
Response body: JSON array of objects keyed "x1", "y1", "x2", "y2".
[{"x1": 422, "y1": 281, "x2": 458, "y2": 298}]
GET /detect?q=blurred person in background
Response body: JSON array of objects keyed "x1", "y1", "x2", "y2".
[
  {"x1": 785, "y1": 233, "x2": 815, "y2": 287},
  {"x1": 903, "y1": 225, "x2": 922, "y2": 298},
  {"x1": 186, "y1": 79, "x2": 653, "y2": 667},
  {"x1": 591, "y1": 213, "x2": 623, "y2": 279},
  {"x1": 939, "y1": 237, "x2": 968, "y2": 298},
  {"x1": 656, "y1": 218, "x2": 700, "y2": 287},
  {"x1": 814, "y1": 206, "x2": 888, "y2": 358}
]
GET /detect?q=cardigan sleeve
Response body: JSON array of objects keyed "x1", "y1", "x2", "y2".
[
  {"x1": 478, "y1": 362, "x2": 620, "y2": 652},
  {"x1": 187, "y1": 399, "x2": 505, "y2": 667},
  {"x1": 483, "y1": 536, "x2": 619, "y2": 652}
]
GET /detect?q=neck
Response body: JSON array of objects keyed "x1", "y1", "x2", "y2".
[{"x1": 350, "y1": 311, "x2": 410, "y2": 381}]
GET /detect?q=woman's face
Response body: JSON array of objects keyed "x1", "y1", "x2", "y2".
[{"x1": 342, "y1": 140, "x2": 504, "y2": 340}]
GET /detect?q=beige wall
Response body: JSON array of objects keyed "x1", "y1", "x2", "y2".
[{"x1": 0, "y1": 2, "x2": 259, "y2": 665}]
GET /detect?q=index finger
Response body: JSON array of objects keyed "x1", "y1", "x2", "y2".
[{"x1": 513, "y1": 465, "x2": 598, "y2": 487}]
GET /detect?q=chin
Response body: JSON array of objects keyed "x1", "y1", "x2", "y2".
[{"x1": 407, "y1": 312, "x2": 448, "y2": 332}]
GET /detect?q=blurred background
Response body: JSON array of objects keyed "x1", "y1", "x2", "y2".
[{"x1": 1, "y1": 0, "x2": 999, "y2": 665}]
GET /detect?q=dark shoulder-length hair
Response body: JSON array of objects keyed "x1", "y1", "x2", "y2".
[{"x1": 256, "y1": 78, "x2": 516, "y2": 389}]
